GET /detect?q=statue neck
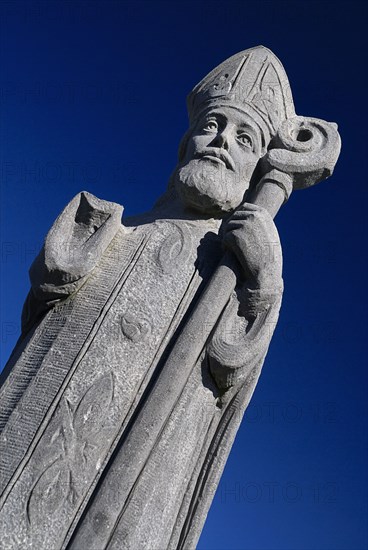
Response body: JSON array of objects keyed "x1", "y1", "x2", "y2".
[{"x1": 124, "y1": 194, "x2": 225, "y2": 231}]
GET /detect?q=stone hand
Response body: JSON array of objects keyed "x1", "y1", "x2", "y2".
[{"x1": 222, "y1": 203, "x2": 282, "y2": 289}]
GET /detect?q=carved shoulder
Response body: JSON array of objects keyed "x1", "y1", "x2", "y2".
[
  {"x1": 29, "y1": 191, "x2": 123, "y2": 301},
  {"x1": 19, "y1": 191, "x2": 124, "y2": 337}
]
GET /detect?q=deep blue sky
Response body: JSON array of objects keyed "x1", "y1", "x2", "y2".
[{"x1": 0, "y1": 1, "x2": 367, "y2": 549}]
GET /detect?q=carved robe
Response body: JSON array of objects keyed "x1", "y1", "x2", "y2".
[{"x1": 0, "y1": 191, "x2": 282, "y2": 549}]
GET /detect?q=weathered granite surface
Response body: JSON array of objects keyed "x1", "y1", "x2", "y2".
[{"x1": 0, "y1": 46, "x2": 341, "y2": 549}]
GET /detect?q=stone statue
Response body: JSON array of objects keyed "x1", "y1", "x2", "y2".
[{"x1": 0, "y1": 46, "x2": 341, "y2": 549}]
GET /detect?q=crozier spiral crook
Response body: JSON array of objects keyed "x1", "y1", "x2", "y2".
[{"x1": 265, "y1": 116, "x2": 341, "y2": 189}]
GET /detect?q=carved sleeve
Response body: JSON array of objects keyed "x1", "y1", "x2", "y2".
[
  {"x1": 21, "y1": 191, "x2": 123, "y2": 333},
  {"x1": 207, "y1": 280, "x2": 283, "y2": 390}
]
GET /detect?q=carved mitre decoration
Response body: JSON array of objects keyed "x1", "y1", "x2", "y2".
[{"x1": 187, "y1": 45, "x2": 294, "y2": 143}]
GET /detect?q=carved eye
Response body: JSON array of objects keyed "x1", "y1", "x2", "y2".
[
  {"x1": 203, "y1": 120, "x2": 218, "y2": 132},
  {"x1": 237, "y1": 132, "x2": 253, "y2": 148}
]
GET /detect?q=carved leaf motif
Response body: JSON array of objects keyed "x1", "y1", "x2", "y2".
[
  {"x1": 73, "y1": 372, "x2": 114, "y2": 440},
  {"x1": 41, "y1": 407, "x2": 71, "y2": 467},
  {"x1": 40, "y1": 427, "x2": 64, "y2": 465},
  {"x1": 26, "y1": 461, "x2": 70, "y2": 525},
  {"x1": 158, "y1": 223, "x2": 192, "y2": 273},
  {"x1": 59, "y1": 398, "x2": 76, "y2": 454}
]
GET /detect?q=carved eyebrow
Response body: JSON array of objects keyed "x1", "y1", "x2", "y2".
[
  {"x1": 238, "y1": 122, "x2": 257, "y2": 135},
  {"x1": 202, "y1": 112, "x2": 226, "y2": 124},
  {"x1": 237, "y1": 123, "x2": 262, "y2": 149},
  {"x1": 196, "y1": 114, "x2": 224, "y2": 133}
]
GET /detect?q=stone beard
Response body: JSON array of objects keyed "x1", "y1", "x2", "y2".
[{"x1": 174, "y1": 159, "x2": 245, "y2": 214}]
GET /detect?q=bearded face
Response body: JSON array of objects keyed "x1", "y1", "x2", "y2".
[{"x1": 174, "y1": 106, "x2": 265, "y2": 216}]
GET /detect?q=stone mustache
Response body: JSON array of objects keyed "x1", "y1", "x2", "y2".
[{"x1": 0, "y1": 46, "x2": 341, "y2": 549}]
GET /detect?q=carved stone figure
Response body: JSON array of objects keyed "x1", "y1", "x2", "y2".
[{"x1": 0, "y1": 46, "x2": 341, "y2": 550}]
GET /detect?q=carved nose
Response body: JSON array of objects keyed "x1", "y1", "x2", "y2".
[{"x1": 212, "y1": 131, "x2": 229, "y2": 150}]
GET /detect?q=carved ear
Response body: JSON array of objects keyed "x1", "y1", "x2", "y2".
[{"x1": 261, "y1": 116, "x2": 341, "y2": 190}]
